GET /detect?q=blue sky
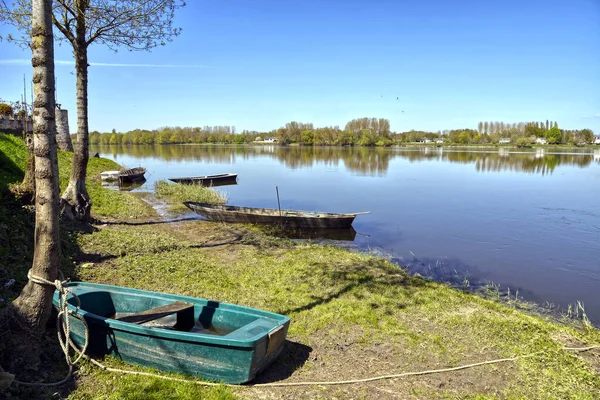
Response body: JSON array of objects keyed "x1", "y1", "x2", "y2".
[{"x1": 1, "y1": 0, "x2": 599, "y2": 133}]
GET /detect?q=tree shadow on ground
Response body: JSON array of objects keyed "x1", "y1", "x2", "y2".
[
  {"x1": 274, "y1": 257, "x2": 430, "y2": 317},
  {"x1": 280, "y1": 275, "x2": 374, "y2": 315},
  {"x1": 73, "y1": 235, "x2": 243, "y2": 264},
  {"x1": 96, "y1": 217, "x2": 199, "y2": 226}
]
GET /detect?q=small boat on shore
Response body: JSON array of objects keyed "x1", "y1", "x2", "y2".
[
  {"x1": 118, "y1": 167, "x2": 146, "y2": 184},
  {"x1": 184, "y1": 202, "x2": 369, "y2": 229},
  {"x1": 53, "y1": 282, "x2": 290, "y2": 384},
  {"x1": 169, "y1": 173, "x2": 238, "y2": 187}
]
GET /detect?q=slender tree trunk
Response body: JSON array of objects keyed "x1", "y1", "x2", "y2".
[
  {"x1": 55, "y1": 108, "x2": 74, "y2": 152},
  {"x1": 60, "y1": 34, "x2": 91, "y2": 221},
  {"x1": 4, "y1": 0, "x2": 60, "y2": 370}
]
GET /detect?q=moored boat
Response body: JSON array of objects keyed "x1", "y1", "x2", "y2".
[
  {"x1": 184, "y1": 202, "x2": 369, "y2": 229},
  {"x1": 169, "y1": 173, "x2": 237, "y2": 187},
  {"x1": 53, "y1": 282, "x2": 290, "y2": 384},
  {"x1": 118, "y1": 167, "x2": 146, "y2": 184}
]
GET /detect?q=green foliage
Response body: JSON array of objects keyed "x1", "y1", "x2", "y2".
[
  {"x1": 87, "y1": 120, "x2": 590, "y2": 147},
  {"x1": 578, "y1": 129, "x2": 595, "y2": 144},
  {"x1": 525, "y1": 123, "x2": 546, "y2": 138},
  {"x1": 0, "y1": 103, "x2": 14, "y2": 116},
  {"x1": 546, "y1": 126, "x2": 562, "y2": 144},
  {"x1": 516, "y1": 137, "x2": 532, "y2": 147}
]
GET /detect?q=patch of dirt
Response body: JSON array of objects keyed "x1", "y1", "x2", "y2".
[
  {"x1": 242, "y1": 327, "x2": 511, "y2": 399},
  {"x1": 552, "y1": 332, "x2": 600, "y2": 375}
]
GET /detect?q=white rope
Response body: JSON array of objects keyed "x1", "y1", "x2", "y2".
[
  {"x1": 70, "y1": 343, "x2": 600, "y2": 388},
  {"x1": 12, "y1": 271, "x2": 90, "y2": 387}
]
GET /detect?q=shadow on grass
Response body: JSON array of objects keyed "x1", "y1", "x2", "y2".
[
  {"x1": 74, "y1": 235, "x2": 244, "y2": 264},
  {"x1": 97, "y1": 217, "x2": 200, "y2": 226},
  {"x1": 274, "y1": 258, "x2": 429, "y2": 318},
  {"x1": 280, "y1": 276, "x2": 374, "y2": 315}
]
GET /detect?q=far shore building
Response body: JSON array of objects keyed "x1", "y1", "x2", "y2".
[
  {"x1": 264, "y1": 137, "x2": 278, "y2": 143},
  {"x1": 595, "y1": 137, "x2": 600, "y2": 145},
  {"x1": 535, "y1": 138, "x2": 547, "y2": 144},
  {"x1": 499, "y1": 138, "x2": 511, "y2": 144},
  {"x1": 434, "y1": 138, "x2": 444, "y2": 144}
]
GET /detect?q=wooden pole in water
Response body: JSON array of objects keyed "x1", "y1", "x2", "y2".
[{"x1": 276, "y1": 186, "x2": 282, "y2": 218}]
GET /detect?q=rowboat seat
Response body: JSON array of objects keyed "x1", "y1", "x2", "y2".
[{"x1": 115, "y1": 301, "x2": 195, "y2": 330}]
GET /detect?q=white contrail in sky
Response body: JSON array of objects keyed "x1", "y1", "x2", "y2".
[{"x1": 0, "y1": 59, "x2": 210, "y2": 68}]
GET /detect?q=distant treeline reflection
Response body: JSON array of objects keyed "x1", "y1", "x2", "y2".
[{"x1": 94, "y1": 145, "x2": 599, "y2": 176}]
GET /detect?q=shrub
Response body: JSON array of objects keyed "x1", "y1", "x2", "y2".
[
  {"x1": 0, "y1": 103, "x2": 13, "y2": 116},
  {"x1": 516, "y1": 137, "x2": 531, "y2": 148},
  {"x1": 154, "y1": 180, "x2": 227, "y2": 205},
  {"x1": 546, "y1": 126, "x2": 562, "y2": 144}
]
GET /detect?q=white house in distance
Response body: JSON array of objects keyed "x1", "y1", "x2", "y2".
[
  {"x1": 536, "y1": 137, "x2": 547, "y2": 144},
  {"x1": 595, "y1": 137, "x2": 600, "y2": 145},
  {"x1": 499, "y1": 138, "x2": 511, "y2": 144},
  {"x1": 264, "y1": 137, "x2": 278, "y2": 143}
]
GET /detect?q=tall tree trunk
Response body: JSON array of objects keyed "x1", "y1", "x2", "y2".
[
  {"x1": 5, "y1": 0, "x2": 60, "y2": 370},
  {"x1": 60, "y1": 36, "x2": 91, "y2": 221},
  {"x1": 55, "y1": 108, "x2": 74, "y2": 152}
]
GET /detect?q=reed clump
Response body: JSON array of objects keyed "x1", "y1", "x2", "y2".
[{"x1": 154, "y1": 180, "x2": 227, "y2": 205}]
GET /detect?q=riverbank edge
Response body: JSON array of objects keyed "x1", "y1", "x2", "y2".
[
  {"x1": 2, "y1": 133, "x2": 600, "y2": 399},
  {"x1": 91, "y1": 142, "x2": 600, "y2": 150}
]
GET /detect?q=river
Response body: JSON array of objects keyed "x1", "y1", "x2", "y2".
[{"x1": 92, "y1": 144, "x2": 600, "y2": 323}]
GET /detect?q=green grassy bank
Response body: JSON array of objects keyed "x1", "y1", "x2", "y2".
[{"x1": 1, "y1": 133, "x2": 599, "y2": 399}]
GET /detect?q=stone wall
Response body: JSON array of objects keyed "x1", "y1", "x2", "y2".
[{"x1": 0, "y1": 116, "x2": 33, "y2": 136}]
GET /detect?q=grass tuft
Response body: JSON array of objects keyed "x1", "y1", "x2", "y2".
[{"x1": 154, "y1": 180, "x2": 227, "y2": 211}]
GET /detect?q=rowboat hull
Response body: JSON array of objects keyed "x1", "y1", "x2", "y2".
[
  {"x1": 185, "y1": 202, "x2": 359, "y2": 229},
  {"x1": 118, "y1": 167, "x2": 146, "y2": 184},
  {"x1": 169, "y1": 173, "x2": 238, "y2": 187},
  {"x1": 53, "y1": 282, "x2": 290, "y2": 383}
]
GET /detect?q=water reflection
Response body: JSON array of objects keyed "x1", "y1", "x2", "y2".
[
  {"x1": 101, "y1": 179, "x2": 146, "y2": 191},
  {"x1": 260, "y1": 226, "x2": 358, "y2": 241},
  {"x1": 94, "y1": 144, "x2": 599, "y2": 177}
]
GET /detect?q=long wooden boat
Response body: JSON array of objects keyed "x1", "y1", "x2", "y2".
[
  {"x1": 184, "y1": 202, "x2": 369, "y2": 229},
  {"x1": 53, "y1": 282, "x2": 290, "y2": 384},
  {"x1": 169, "y1": 173, "x2": 238, "y2": 187},
  {"x1": 118, "y1": 167, "x2": 146, "y2": 184}
]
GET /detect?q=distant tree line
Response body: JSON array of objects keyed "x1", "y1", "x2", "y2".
[{"x1": 88, "y1": 118, "x2": 598, "y2": 147}]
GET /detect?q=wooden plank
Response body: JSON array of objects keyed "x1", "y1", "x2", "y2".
[
  {"x1": 266, "y1": 325, "x2": 285, "y2": 357},
  {"x1": 116, "y1": 301, "x2": 194, "y2": 325}
]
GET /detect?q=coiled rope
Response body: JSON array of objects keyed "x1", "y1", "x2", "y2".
[
  {"x1": 12, "y1": 271, "x2": 89, "y2": 387},
  {"x1": 7, "y1": 273, "x2": 600, "y2": 389}
]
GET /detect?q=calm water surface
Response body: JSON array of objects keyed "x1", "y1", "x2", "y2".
[{"x1": 93, "y1": 145, "x2": 600, "y2": 322}]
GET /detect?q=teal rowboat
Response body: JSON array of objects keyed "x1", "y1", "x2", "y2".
[{"x1": 53, "y1": 282, "x2": 290, "y2": 383}]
